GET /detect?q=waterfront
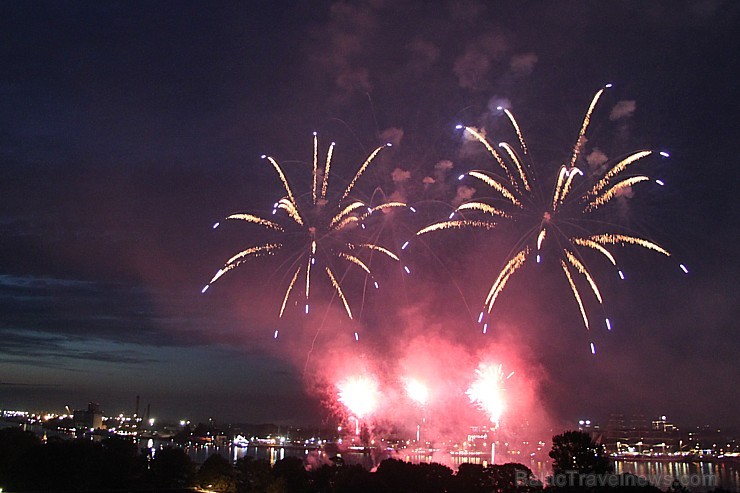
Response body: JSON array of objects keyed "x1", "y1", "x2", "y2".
[
  {"x1": 615, "y1": 459, "x2": 740, "y2": 492},
  {"x1": 6, "y1": 411, "x2": 739, "y2": 492},
  {"x1": 173, "y1": 441, "x2": 740, "y2": 492}
]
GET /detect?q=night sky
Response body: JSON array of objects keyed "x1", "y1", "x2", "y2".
[{"x1": 1, "y1": 1, "x2": 738, "y2": 430}]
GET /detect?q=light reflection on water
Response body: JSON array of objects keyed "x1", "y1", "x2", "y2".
[
  {"x1": 614, "y1": 460, "x2": 740, "y2": 492},
  {"x1": 181, "y1": 444, "x2": 310, "y2": 466},
  {"x1": 179, "y1": 444, "x2": 502, "y2": 469},
  {"x1": 150, "y1": 441, "x2": 739, "y2": 492}
]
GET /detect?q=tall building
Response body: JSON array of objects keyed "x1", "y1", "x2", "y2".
[{"x1": 73, "y1": 402, "x2": 103, "y2": 430}]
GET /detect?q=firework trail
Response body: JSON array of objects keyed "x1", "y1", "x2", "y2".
[
  {"x1": 204, "y1": 134, "x2": 408, "y2": 331},
  {"x1": 419, "y1": 85, "x2": 687, "y2": 352}
]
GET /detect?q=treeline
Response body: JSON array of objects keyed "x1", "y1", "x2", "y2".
[
  {"x1": 0, "y1": 427, "x2": 733, "y2": 493},
  {"x1": 0, "y1": 427, "x2": 190, "y2": 491},
  {"x1": 0, "y1": 426, "x2": 537, "y2": 493}
]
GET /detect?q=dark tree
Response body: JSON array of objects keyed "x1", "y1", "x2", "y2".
[
  {"x1": 669, "y1": 479, "x2": 690, "y2": 493},
  {"x1": 549, "y1": 431, "x2": 611, "y2": 475},
  {"x1": 450, "y1": 463, "x2": 488, "y2": 493},
  {"x1": 273, "y1": 456, "x2": 308, "y2": 493},
  {"x1": 307, "y1": 463, "x2": 334, "y2": 492},
  {"x1": 375, "y1": 458, "x2": 452, "y2": 493},
  {"x1": 487, "y1": 463, "x2": 542, "y2": 493},
  {"x1": 4, "y1": 436, "x2": 71, "y2": 491},
  {"x1": 375, "y1": 458, "x2": 417, "y2": 492},
  {"x1": 5, "y1": 436, "x2": 145, "y2": 491},
  {"x1": 198, "y1": 453, "x2": 237, "y2": 493},
  {"x1": 419, "y1": 462, "x2": 454, "y2": 493},
  {"x1": 10, "y1": 437, "x2": 108, "y2": 491},
  {"x1": 149, "y1": 446, "x2": 196, "y2": 488},
  {"x1": 193, "y1": 421, "x2": 215, "y2": 439},
  {"x1": 0, "y1": 427, "x2": 41, "y2": 484},
  {"x1": 235, "y1": 457, "x2": 274, "y2": 492},
  {"x1": 173, "y1": 423, "x2": 194, "y2": 444},
  {"x1": 333, "y1": 463, "x2": 377, "y2": 493},
  {"x1": 98, "y1": 436, "x2": 143, "y2": 488}
]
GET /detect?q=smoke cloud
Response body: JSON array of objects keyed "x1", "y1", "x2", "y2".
[
  {"x1": 453, "y1": 34, "x2": 508, "y2": 90},
  {"x1": 391, "y1": 167, "x2": 412, "y2": 183},
  {"x1": 509, "y1": 53, "x2": 538, "y2": 77},
  {"x1": 380, "y1": 127, "x2": 404, "y2": 147},
  {"x1": 452, "y1": 185, "x2": 476, "y2": 207},
  {"x1": 299, "y1": 301, "x2": 554, "y2": 468},
  {"x1": 609, "y1": 100, "x2": 637, "y2": 120},
  {"x1": 586, "y1": 148, "x2": 609, "y2": 173}
]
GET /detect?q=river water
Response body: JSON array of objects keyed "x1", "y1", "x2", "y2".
[
  {"x1": 159, "y1": 441, "x2": 739, "y2": 492},
  {"x1": 613, "y1": 459, "x2": 739, "y2": 492}
]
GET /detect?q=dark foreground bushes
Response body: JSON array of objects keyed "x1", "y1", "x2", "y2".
[{"x1": 0, "y1": 427, "x2": 731, "y2": 493}]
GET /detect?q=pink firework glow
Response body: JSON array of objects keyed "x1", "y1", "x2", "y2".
[
  {"x1": 466, "y1": 363, "x2": 513, "y2": 427},
  {"x1": 337, "y1": 375, "x2": 381, "y2": 419},
  {"x1": 404, "y1": 377, "x2": 430, "y2": 406},
  {"x1": 302, "y1": 327, "x2": 551, "y2": 465}
]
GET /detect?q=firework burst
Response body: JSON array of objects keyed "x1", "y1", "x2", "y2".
[
  {"x1": 404, "y1": 377, "x2": 430, "y2": 406},
  {"x1": 204, "y1": 134, "x2": 407, "y2": 331},
  {"x1": 466, "y1": 362, "x2": 513, "y2": 427},
  {"x1": 337, "y1": 374, "x2": 381, "y2": 419},
  {"x1": 337, "y1": 374, "x2": 381, "y2": 435},
  {"x1": 419, "y1": 85, "x2": 687, "y2": 352}
]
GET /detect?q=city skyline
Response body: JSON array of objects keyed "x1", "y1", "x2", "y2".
[
  {"x1": 4, "y1": 401, "x2": 739, "y2": 441},
  {"x1": 1, "y1": 1, "x2": 738, "y2": 430}
]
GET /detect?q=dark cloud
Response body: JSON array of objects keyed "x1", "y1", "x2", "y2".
[
  {"x1": 0, "y1": 382, "x2": 61, "y2": 388},
  {"x1": 0, "y1": 329, "x2": 156, "y2": 367},
  {"x1": 0, "y1": 275, "x2": 94, "y2": 290}
]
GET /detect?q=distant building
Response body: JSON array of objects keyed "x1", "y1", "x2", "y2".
[
  {"x1": 73, "y1": 403, "x2": 103, "y2": 430},
  {"x1": 602, "y1": 413, "x2": 681, "y2": 453},
  {"x1": 577, "y1": 418, "x2": 605, "y2": 445},
  {"x1": 687, "y1": 425, "x2": 736, "y2": 454}
]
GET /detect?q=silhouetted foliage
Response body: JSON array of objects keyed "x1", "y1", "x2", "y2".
[
  {"x1": 0, "y1": 426, "x2": 42, "y2": 484},
  {"x1": 547, "y1": 432, "x2": 670, "y2": 492},
  {"x1": 332, "y1": 463, "x2": 377, "y2": 493},
  {"x1": 99, "y1": 435, "x2": 143, "y2": 487},
  {"x1": 236, "y1": 456, "x2": 275, "y2": 492},
  {"x1": 3, "y1": 434, "x2": 148, "y2": 491},
  {"x1": 2, "y1": 428, "x2": 709, "y2": 493},
  {"x1": 487, "y1": 463, "x2": 542, "y2": 493},
  {"x1": 149, "y1": 445, "x2": 196, "y2": 488},
  {"x1": 198, "y1": 453, "x2": 237, "y2": 492},
  {"x1": 549, "y1": 430, "x2": 612, "y2": 475},
  {"x1": 420, "y1": 461, "x2": 455, "y2": 493},
  {"x1": 307, "y1": 463, "x2": 334, "y2": 492},
  {"x1": 450, "y1": 463, "x2": 487, "y2": 493},
  {"x1": 446, "y1": 462, "x2": 543, "y2": 493},
  {"x1": 193, "y1": 421, "x2": 216, "y2": 439},
  {"x1": 273, "y1": 456, "x2": 309, "y2": 493},
  {"x1": 376, "y1": 458, "x2": 415, "y2": 492},
  {"x1": 173, "y1": 423, "x2": 194, "y2": 444},
  {"x1": 612, "y1": 475, "x2": 664, "y2": 493},
  {"x1": 374, "y1": 458, "x2": 453, "y2": 493},
  {"x1": 669, "y1": 478, "x2": 690, "y2": 493}
]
